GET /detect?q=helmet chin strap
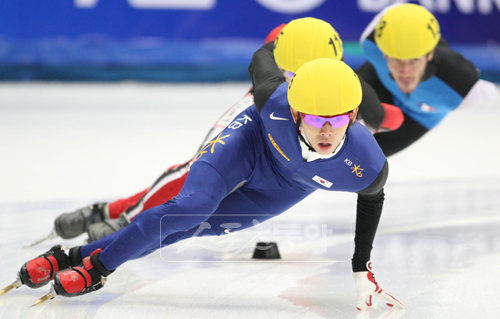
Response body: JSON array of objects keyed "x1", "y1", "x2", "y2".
[{"x1": 296, "y1": 118, "x2": 316, "y2": 152}]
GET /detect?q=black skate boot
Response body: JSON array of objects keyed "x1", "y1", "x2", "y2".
[
  {"x1": 53, "y1": 248, "x2": 113, "y2": 297},
  {"x1": 54, "y1": 202, "x2": 107, "y2": 239},
  {"x1": 19, "y1": 245, "x2": 82, "y2": 288},
  {"x1": 86, "y1": 214, "x2": 130, "y2": 243}
]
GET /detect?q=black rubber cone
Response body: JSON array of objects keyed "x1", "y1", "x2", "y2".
[{"x1": 252, "y1": 242, "x2": 281, "y2": 259}]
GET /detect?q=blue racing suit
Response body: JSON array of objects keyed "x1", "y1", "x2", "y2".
[{"x1": 82, "y1": 43, "x2": 388, "y2": 272}]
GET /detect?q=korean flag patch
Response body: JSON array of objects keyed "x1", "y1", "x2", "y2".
[{"x1": 312, "y1": 175, "x2": 333, "y2": 188}]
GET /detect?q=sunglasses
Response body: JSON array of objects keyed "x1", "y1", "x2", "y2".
[{"x1": 300, "y1": 112, "x2": 352, "y2": 129}]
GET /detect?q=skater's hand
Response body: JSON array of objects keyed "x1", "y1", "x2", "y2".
[{"x1": 353, "y1": 261, "x2": 405, "y2": 311}]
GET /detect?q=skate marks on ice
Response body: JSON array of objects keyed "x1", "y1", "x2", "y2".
[
  {"x1": 94, "y1": 261, "x2": 338, "y2": 319},
  {"x1": 0, "y1": 201, "x2": 393, "y2": 319}
]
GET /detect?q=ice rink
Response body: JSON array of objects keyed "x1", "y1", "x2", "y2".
[{"x1": 0, "y1": 82, "x2": 499, "y2": 319}]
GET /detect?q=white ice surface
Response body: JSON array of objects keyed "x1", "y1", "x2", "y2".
[{"x1": 0, "y1": 82, "x2": 499, "y2": 319}]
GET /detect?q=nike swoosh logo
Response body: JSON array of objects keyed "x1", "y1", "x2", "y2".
[{"x1": 270, "y1": 112, "x2": 289, "y2": 121}]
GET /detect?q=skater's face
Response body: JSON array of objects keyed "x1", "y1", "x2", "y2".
[
  {"x1": 291, "y1": 108, "x2": 358, "y2": 155},
  {"x1": 385, "y1": 51, "x2": 434, "y2": 94}
]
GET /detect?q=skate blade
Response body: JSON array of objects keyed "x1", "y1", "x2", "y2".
[
  {"x1": 0, "y1": 280, "x2": 22, "y2": 296},
  {"x1": 25, "y1": 229, "x2": 57, "y2": 248},
  {"x1": 31, "y1": 290, "x2": 56, "y2": 307}
]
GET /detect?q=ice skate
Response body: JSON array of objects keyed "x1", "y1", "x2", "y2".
[
  {"x1": 32, "y1": 248, "x2": 112, "y2": 306},
  {"x1": 54, "y1": 203, "x2": 107, "y2": 239},
  {"x1": 1, "y1": 245, "x2": 81, "y2": 296}
]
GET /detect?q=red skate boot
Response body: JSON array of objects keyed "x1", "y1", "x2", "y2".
[
  {"x1": 19, "y1": 245, "x2": 82, "y2": 288},
  {"x1": 0, "y1": 245, "x2": 83, "y2": 296},
  {"x1": 52, "y1": 248, "x2": 112, "y2": 297}
]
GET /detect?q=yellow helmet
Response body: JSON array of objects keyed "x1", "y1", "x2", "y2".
[
  {"x1": 274, "y1": 17, "x2": 343, "y2": 73},
  {"x1": 288, "y1": 58, "x2": 362, "y2": 116},
  {"x1": 375, "y1": 3, "x2": 440, "y2": 59}
]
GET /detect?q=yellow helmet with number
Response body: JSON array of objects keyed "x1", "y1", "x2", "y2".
[
  {"x1": 288, "y1": 58, "x2": 362, "y2": 116},
  {"x1": 375, "y1": 3, "x2": 440, "y2": 59},
  {"x1": 274, "y1": 17, "x2": 343, "y2": 73}
]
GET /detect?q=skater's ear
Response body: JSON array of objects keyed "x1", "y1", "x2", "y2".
[
  {"x1": 349, "y1": 107, "x2": 359, "y2": 126},
  {"x1": 290, "y1": 107, "x2": 300, "y2": 124}
]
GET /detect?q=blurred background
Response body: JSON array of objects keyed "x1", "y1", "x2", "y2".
[{"x1": 0, "y1": 0, "x2": 499, "y2": 82}]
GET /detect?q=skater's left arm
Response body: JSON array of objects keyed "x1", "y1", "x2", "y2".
[{"x1": 434, "y1": 42, "x2": 498, "y2": 110}]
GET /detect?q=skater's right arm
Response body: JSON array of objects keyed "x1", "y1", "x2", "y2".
[
  {"x1": 352, "y1": 161, "x2": 388, "y2": 272},
  {"x1": 248, "y1": 42, "x2": 286, "y2": 112}
]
